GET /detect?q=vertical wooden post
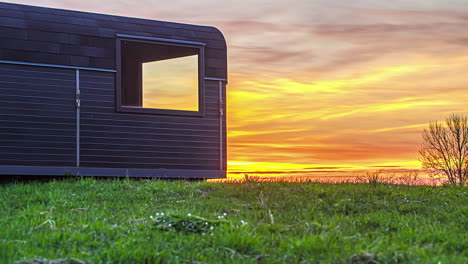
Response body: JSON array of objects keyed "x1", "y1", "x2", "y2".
[
  {"x1": 219, "y1": 80, "x2": 224, "y2": 171},
  {"x1": 76, "y1": 69, "x2": 80, "y2": 167}
]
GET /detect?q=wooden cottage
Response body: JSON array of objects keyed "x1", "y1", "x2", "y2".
[{"x1": 0, "y1": 2, "x2": 227, "y2": 178}]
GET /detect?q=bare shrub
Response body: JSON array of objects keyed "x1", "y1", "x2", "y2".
[
  {"x1": 394, "y1": 171, "x2": 420, "y2": 185},
  {"x1": 419, "y1": 113, "x2": 468, "y2": 186}
]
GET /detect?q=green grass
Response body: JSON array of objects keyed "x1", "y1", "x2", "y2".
[{"x1": 0, "y1": 178, "x2": 466, "y2": 263}]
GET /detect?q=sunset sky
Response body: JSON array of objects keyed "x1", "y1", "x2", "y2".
[{"x1": 9, "y1": 0, "x2": 468, "y2": 177}]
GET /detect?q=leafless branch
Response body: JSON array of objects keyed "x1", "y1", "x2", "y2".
[{"x1": 419, "y1": 113, "x2": 468, "y2": 185}]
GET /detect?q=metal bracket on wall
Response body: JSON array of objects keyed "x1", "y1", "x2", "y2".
[{"x1": 76, "y1": 90, "x2": 81, "y2": 109}]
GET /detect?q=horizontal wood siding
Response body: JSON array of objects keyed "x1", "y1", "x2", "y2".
[
  {"x1": 0, "y1": 64, "x2": 76, "y2": 166},
  {"x1": 79, "y1": 72, "x2": 224, "y2": 170},
  {"x1": 0, "y1": 3, "x2": 227, "y2": 176}
]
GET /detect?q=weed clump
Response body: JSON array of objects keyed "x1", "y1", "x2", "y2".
[{"x1": 151, "y1": 213, "x2": 229, "y2": 234}]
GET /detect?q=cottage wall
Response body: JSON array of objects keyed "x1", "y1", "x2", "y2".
[{"x1": 0, "y1": 2, "x2": 227, "y2": 178}]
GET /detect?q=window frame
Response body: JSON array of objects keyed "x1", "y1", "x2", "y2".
[{"x1": 116, "y1": 35, "x2": 205, "y2": 117}]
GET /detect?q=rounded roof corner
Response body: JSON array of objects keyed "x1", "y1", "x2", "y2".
[{"x1": 206, "y1": 26, "x2": 227, "y2": 48}]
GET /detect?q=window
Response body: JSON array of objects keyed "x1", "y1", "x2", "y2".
[{"x1": 117, "y1": 36, "x2": 204, "y2": 115}]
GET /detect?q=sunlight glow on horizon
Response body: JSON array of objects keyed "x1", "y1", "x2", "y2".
[{"x1": 227, "y1": 45, "x2": 468, "y2": 175}]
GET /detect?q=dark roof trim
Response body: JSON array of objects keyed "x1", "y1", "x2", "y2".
[
  {"x1": 204, "y1": 77, "x2": 227, "y2": 82},
  {"x1": 0, "y1": 60, "x2": 117, "y2": 72},
  {"x1": 116, "y1": 34, "x2": 207, "y2": 46}
]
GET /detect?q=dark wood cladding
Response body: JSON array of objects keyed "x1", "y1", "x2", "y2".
[
  {"x1": 0, "y1": 64, "x2": 76, "y2": 167},
  {"x1": 0, "y1": 2, "x2": 227, "y2": 79},
  {"x1": 0, "y1": 3, "x2": 227, "y2": 178},
  {"x1": 79, "y1": 71, "x2": 223, "y2": 170},
  {"x1": 0, "y1": 62, "x2": 226, "y2": 174}
]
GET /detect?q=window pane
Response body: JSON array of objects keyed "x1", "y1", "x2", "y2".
[
  {"x1": 120, "y1": 39, "x2": 201, "y2": 113},
  {"x1": 142, "y1": 55, "x2": 199, "y2": 111}
]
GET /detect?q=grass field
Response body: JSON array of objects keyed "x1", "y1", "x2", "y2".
[{"x1": 0, "y1": 178, "x2": 466, "y2": 263}]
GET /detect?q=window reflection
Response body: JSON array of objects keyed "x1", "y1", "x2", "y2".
[{"x1": 142, "y1": 55, "x2": 199, "y2": 111}]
